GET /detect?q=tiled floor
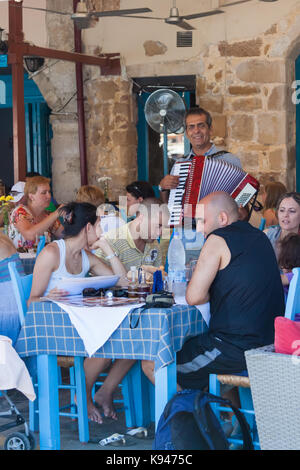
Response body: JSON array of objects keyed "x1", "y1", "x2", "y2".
[{"x1": 0, "y1": 388, "x2": 155, "y2": 451}]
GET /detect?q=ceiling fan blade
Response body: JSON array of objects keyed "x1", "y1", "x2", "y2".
[
  {"x1": 92, "y1": 8, "x2": 152, "y2": 18},
  {"x1": 183, "y1": 9, "x2": 224, "y2": 20},
  {"x1": 114, "y1": 15, "x2": 164, "y2": 20},
  {"x1": 221, "y1": 0, "x2": 253, "y2": 7},
  {"x1": 21, "y1": 6, "x2": 71, "y2": 16},
  {"x1": 174, "y1": 20, "x2": 195, "y2": 30}
]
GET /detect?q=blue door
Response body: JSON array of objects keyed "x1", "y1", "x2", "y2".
[{"x1": 0, "y1": 62, "x2": 52, "y2": 188}]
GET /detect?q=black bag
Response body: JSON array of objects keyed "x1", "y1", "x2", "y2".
[
  {"x1": 129, "y1": 291, "x2": 174, "y2": 329},
  {"x1": 153, "y1": 389, "x2": 254, "y2": 450}
]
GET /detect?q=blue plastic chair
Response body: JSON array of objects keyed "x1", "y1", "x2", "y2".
[
  {"x1": 284, "y1": 267, "x2": 300, "y2": 320},
  {"x1": 258, "y1": 218, "x2": 266, "y2": 231},
  {"x1": 8, "y1": 261, "x2": 89, "y2": 443}
]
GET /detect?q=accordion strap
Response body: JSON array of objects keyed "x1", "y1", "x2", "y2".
[{"x1": 206, "y1": 150, "x2": 229, "y2": 160}]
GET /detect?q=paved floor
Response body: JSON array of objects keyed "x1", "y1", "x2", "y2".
[{"x1": 0, "y1": 388, "x2": 155, "y2": 451}]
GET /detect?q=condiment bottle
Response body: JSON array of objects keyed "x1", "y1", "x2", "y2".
[
  {"x1": 128, "y1": 266, "x2": 138, "y2": 298},
  {"x1": 137, "y1": 269, "x2": 150, "y2": 301}
]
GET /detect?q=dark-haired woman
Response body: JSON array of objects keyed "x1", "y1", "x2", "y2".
[
  {"x1": 28, "y1": 202, "x2": 134, "y2": 424},
  {"x1": 28, "y1": 202, "x2": 127, "y2": 303},
  {"x1": 126, "y1": 180, "x2": 155, "y2": 218},
  {"x1": 264, "y1": 192, "x2": 300, "y2": 260}
]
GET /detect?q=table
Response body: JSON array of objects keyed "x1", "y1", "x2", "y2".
[{"x1": 15, "y1": 300, "x2": 207, "y2": 450}]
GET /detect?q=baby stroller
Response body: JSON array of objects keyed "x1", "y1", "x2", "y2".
[
  {"x1": 0, "y1": 390, "x2": 35, "y2": 450},
  {"x1": 0, "y1": 335, "x2": 36, "y2": 450}
]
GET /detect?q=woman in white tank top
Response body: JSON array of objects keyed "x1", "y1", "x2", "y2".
[{"x1": 29, "y1": 202, "x2": 127, "y2": 303}]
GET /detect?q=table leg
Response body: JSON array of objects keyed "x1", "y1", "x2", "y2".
[
  {"x1": 37, "y1": 354, "x2": 60, "y2": 450},
  {"x1": 154, "y1": 358, "x2": 177, "y2": 429}
]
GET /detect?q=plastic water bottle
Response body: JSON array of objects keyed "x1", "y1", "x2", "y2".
[{"x1": 167, "y1": 231, "x2": 186, "y2": 294}]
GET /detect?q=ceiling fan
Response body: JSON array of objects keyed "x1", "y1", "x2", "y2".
[
  {"x1": 121, "y1": 0, "x2": 225, "y2": 31},
  {"x1": 13, "y1": 1, "x2": 153, "y2": 29}
]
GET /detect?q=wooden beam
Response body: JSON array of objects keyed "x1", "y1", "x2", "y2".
[
  {"x1": 8, "y1": 0, "x2": 27, "y2": 182},
  {"x1": 9, "y1": 43, "x2": 121, "y2": 75}
]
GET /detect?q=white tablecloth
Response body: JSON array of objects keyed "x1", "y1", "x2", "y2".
[
  {"x1": 0, "y1": 335, "x2": 36, "y2": 401},
  {"x1": 54, "y1": 300, "x2": 144, "y2": 357}
]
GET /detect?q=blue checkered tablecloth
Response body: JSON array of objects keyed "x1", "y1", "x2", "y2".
[{"x1": 15, "y1": 300, "x2": 207, "y2": 370}]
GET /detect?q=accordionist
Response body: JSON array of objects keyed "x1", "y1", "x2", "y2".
[{"x1": 158, "y1": 107, "x2": 242, "y2": 203}]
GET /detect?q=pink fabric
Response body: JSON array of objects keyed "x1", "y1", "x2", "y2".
[{"x1": 274, "y1": 316, "x2": 300, "y2": 355}]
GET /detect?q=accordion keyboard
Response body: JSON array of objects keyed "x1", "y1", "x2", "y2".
[{"x1": 168, "y1": 161, "x2": 192, "y2": 226}]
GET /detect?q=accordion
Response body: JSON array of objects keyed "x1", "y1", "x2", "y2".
[{"x1": 168, "y1": 155, "x2": 259, "y2": 226}]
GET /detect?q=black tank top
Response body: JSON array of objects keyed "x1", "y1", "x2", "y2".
[{"x1": 208, "y1": 220, "x2": 285, "y2": 350}]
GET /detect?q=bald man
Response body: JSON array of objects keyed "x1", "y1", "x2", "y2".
[{"x1": 176, "y1": 191, "x2": 285, "y2": 390}]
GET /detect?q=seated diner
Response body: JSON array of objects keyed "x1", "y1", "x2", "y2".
[
  {"x1": 8, "y1": 176, "x2": 63, "y2": 251},
  {"x1": 28, "y1": 201, "x2": 127, "y2": 304}
]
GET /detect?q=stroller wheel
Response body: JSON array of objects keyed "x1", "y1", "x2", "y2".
[{"x1": 4, "y1": 432, "x2": 31, "y2": 450}]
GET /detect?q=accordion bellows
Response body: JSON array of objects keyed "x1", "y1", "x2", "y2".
[{"x1": 168, "y1": 156, "x2": 259, "y2": 226}]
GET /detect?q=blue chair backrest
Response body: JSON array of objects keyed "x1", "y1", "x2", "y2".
[
  {"x1": 284, "y1": 268, "x2": 300, "y2": 320},
  {"x1": 258, "y1": 218, "x2": 266, "y2": 231},
  {"x1": 8, "y1": 261, "x2": 33, "y2": 325},
  {"x1": 36, "y1": 235, "x2": 46, "y2": 256},
  {"x1": 164, "y1": 229, "x2": 174, "y2": 273}
]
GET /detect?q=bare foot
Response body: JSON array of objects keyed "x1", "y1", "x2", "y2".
[
  {"x1": 87, "y1": 399, "x2": 103, "y2": 424},
  {"x1": 94, "y1": 389, "x2": 117, "y2": 420}
]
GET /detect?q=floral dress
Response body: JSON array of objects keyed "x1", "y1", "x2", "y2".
[{"x1": 8, "y1": 204, "x2": 61, "y2": 251}]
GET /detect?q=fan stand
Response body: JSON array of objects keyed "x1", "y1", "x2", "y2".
[{"x1": 160, "y1": 111, "x2": 169, "y2": 176}]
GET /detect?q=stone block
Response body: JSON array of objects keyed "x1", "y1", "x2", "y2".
[
  {"x1": 269, "y1": 148, "x2": 287, "y2": 171},
  {"x1": 229, "y1": 115, "x2": 254, "y2": 141},
  {"x1": 199, "y1": 95, "x2": 224, "y2": 114},
  {"x1": 236, "y1": 60, "x2": 285, "y2": 83},
  {"x1": 267, "y1": 85, "x2": 288, "y2": 110},
  {"x1": 143, "y1": 40, "x2": 168, "y2": 57},
  {"x1": 211, "y1": 114, "x2": 227, "y2": 139},
  {"x1": 231, "y1": 97, "x2": 262, "y2": 112},
  {"x1": 257, "y1": 113, "x2": 286, "y2": 145},
  {"x1": 218, "y1": 38, "x2": 262, "y2": 57},
  {"x1": 228, "y1": 85, "x2": 260, "y2": 96},
  {"x1": 97, "y1": 81, "x2": 119, "y2": 101}
]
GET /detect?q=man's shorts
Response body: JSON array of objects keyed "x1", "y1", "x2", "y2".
[{"x1": 176, "y1": 332, "x2": 247, "y2": 390}]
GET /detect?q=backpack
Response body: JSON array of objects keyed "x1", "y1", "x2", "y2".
[{"x1": 153, "y1": 389, "x2": 254, "y2": 451}]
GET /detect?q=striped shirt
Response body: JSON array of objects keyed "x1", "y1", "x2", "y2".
[{"x1": 95, "y1": 222, "x2": 162, "y2": 272}]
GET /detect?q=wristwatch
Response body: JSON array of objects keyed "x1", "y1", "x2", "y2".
[
  {"x1": 105, "y1": 251, "x2": 118, "y2": 261},
  {"x1": 158, "y1": 185, "x2": 168, "y2": 192}
]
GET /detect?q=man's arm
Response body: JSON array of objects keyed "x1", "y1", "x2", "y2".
[{"x1": 185, "y1": 234, "x2": 230, "y2": 305}]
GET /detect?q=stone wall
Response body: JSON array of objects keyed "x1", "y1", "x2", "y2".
[
  {"x1": 194, "y1": 5, "x2": 300, "y2": 191},
  {"x1": 32, "y1": 0, "x2": 137, "y2": 203},
  {"x1": 84, "y1": 75, "x2": 137, "y2": 201},
  {"x1": 31, "y1": 1, "x2": 300, "y2": 200}
]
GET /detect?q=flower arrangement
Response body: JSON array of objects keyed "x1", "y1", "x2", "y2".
[
  {"x1": 0, "y1": 195, "x2": 13, "y2": 233},
  {"x1": 97, "y1": 176, "x2": 112, "y2": 202}
]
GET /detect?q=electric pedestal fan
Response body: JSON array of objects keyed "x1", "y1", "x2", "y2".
[{"x1": 144, "y1": 89, "x2": 186, "y2": 176}]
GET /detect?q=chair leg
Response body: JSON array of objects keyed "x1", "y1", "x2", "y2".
[
  {"x1": 69, "y1": 366, "x2": 77, "y2": 416},
  {"x1": 209, "y1": 374, "x2": 221, "y2": 419},
  {"x1": 238, "y1": 387, "x2": 255, "y2": 431},
  {"x1": 74, "y1": 357, "x2": 89, "y2": 444},
  {"x1": 37, "y1": 354, "x2": 60, "y2": 450},
  {"x1": 29, "y1": 378, "x2": 39, "y2": 432}
]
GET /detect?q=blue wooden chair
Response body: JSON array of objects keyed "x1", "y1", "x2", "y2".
[
  {"x1": 9, "y1": 260, "x2": 140, "y2": 432},
  {"x1": 36, "y1": 235, "x2": 46, "y2": 256},
  {"x1": 8, "y1": 261, "x2": 89, "y2": 443}
]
